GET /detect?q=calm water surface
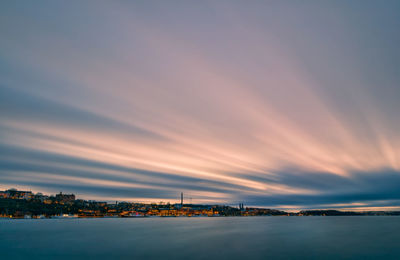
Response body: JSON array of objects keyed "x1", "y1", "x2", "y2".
[{"x1": 1, "y1": 216, "x2": 399, "y2": 259}]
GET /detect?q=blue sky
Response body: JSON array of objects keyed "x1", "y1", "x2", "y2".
[{"x1": 1, "y1": 1, "x2": 400, "y2": 210}]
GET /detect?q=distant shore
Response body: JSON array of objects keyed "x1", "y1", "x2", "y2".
[{"x1": 2, "y1": 188, "x2": 400, "y2": 219}]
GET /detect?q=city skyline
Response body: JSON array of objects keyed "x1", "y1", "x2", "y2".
[{"x1": 1, "y1": 1, "x2": 400, "y2": 211}]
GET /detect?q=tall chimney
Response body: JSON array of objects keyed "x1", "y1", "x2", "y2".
[{"x1": 181, "y1": 192, "x2": 183, "y2": 206}]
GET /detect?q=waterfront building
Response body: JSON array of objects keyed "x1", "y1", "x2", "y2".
[
  {"x1": 4, "y1": 189, "x2": 33, "y2": 200},
  {"x1": 55, "y1": 192, "x2": 75, "y2": 204}
]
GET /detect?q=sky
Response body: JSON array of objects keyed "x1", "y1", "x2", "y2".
[{"x1": 1, "y1": 1, "x2": 400, "y2": 210}]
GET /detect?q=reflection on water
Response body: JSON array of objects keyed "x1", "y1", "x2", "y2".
[{"x1": 1, "y1": 216, "x2": 399, "y2": 259}]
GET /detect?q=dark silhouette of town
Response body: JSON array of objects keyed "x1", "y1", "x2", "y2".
[{"x1": 1, "y1": 188, "x2": 398, "y2": 218}]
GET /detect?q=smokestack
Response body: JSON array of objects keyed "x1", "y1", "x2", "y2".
[{"x1": 181, "y1": 192, "x2": 183, "y2": 206}]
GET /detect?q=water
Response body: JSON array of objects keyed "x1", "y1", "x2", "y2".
[{"x1": 1, "y1": 216, "x2": 399, "y2": 259}]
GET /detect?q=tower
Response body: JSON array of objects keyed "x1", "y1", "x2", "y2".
[{"x1": 181, "y1": 192, "x2": 183, "y2": 206}]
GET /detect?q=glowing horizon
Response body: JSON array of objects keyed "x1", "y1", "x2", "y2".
[{"x1": 1, "y1": 1, "x2": 400, "y2": 210}]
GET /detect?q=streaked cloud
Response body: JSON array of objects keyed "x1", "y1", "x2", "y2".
[{"x1": 1, "y1": 1, "x2": 399, "y2": 209}]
